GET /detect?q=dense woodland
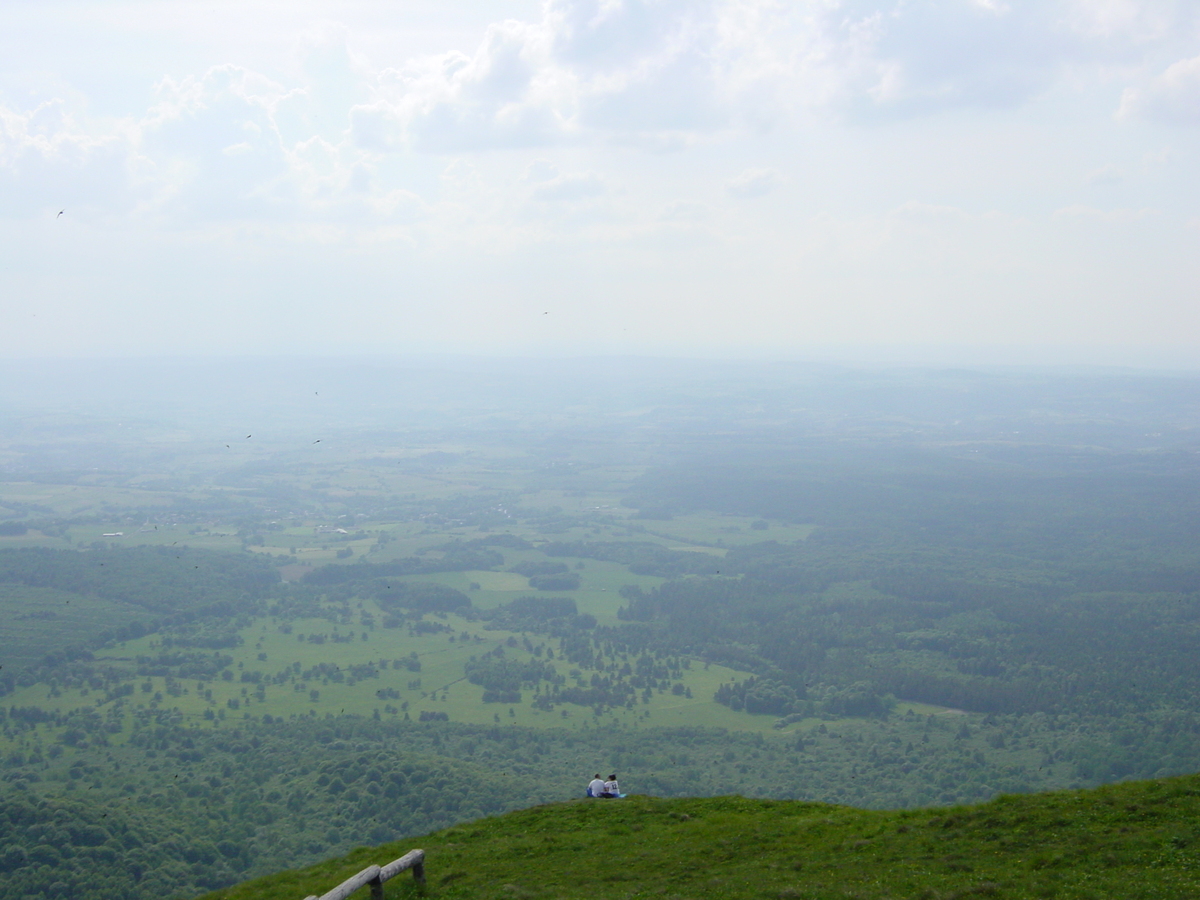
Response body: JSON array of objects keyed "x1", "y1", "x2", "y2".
[{"x1": 10, "y1": 708, "x2": 1199, "y2": 900}]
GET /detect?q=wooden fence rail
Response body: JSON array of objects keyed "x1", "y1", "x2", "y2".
[{"x1": 302, "y1": 849, "x2": 425, "y2": 900}]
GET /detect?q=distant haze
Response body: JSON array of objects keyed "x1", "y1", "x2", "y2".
[{"x1": 2, "y1": 1, "x2": 1198, "y2": 364}]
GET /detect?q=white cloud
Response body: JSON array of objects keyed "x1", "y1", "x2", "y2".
[
  {"x1": 5, "y1": 0, "x2": 1193, "y2": 228},
  {"x1": 727, "y1": 167, "x2": 781, "y2": 198},
  {"x1": 530, "y1": 171, "x2": 607, "y2": 203},
  {"x1": 0, "y1": 57, "x2": 419, "y2": 225},
  {"x1": 659, "y1": 200, "x2": 707, "y2": 221},
  {"x1": 0, "y1": 98, "x2": 139, "y2": 218},
  {"x1": 388, "y1": 0, "x2": 1200, "y2": 149},
  {"x1": 522, "y1": 159, "x2": 560, "y2": 183},
  {"x1": 140, "y1": 66, "x2": 294, "y2": 218},
  {"x1": 1086, "y1": 164, "x2": 1124, "y2": 185},
  {"x1": 1052, "y1": 204, "x2": 1157, "y2": 222},
  {"x1": 2, "y1": 0, "x2": 1199, "y2": 362},
  {"x1": 1063, "y1": 0, "x2": 1175, "y2": 41},
  {"x1": 1119, "y1": 55, "x2": 1200, "y2": 125},
  {"x1": 366, "y1": 1, "x2": 723, "y2": 152},
  {"x1": 363, "y1": 14, "x2": 579, "y2": 154},
  {"x1": 349, "y1": 100, "x2": 404, "y2": 151},
  {"x1": 365, "y1": 0, "x2": 1109, "y2": 154}
]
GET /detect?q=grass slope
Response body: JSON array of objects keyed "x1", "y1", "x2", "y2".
[{"x1": 202, "y1": 774, "x2": 1200, "y2": 900}]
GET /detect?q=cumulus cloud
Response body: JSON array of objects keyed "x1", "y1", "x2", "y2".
[
  {"x1": 1063, "y1": 0, "x2": 1176, "y2": 41},
  {"x1": 384, "y1": 19, "x2": 568, "y2": 153},
  {"x1": 1052, "y1": 204, "x2": 1156, "y2": 222},
  {"x1": 659, "y1": 200, "x2": 707, "y2": 221},
  {"x1": 0, "y1": 59, "x2": 410, "y2": 224},
  {"x1": 2, "y1": 0, "x2": 1195, "y2": 228},
  {"x1": 1119, "y1": 55, "x2": 1200, "y2": 125},
  {"x1": 359, "y1": 1, "x2": 731, "y2": 152},
  {"x1": 139, "y1": 66, "x2": 295, "y2": 218},
  {"x1": 727, "y1": 167, "x2": 781, "y2": 198},
  {"x1": 362, "y1": 0, "x2": 1192, "y2": 152},
  {"x1": 294, "y1": 22, "x2": 372, "y2": 140},
  {"x1": 1087, "y1": 164, "x2": 1124, "y2": 186},
  {"x1": 522, "y1": 159, "x2": 560, "y2": 183},
  {"x1": 0, "y1": 98, "x2": 140, "y2": 218},
  {"x1": 355, "y1": 0, "x2": 783, "y2": 152},
  {"x1": 530, "y1": 171, "x2": 607, "y2": 203},
  {"x1": 837, "y1": 2, "x2": 1087, "y2": 114}
]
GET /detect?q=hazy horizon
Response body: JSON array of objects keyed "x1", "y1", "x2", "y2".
[{"x1": 2, "y1": 344, "x2": 1200, "y2": 370}]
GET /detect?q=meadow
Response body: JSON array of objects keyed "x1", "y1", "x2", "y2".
[
  {"x1": 205, "y1": 774, "x2": 1200, "y2": 900},
  {"x1": 5, "y1": 598, "x2": 783, "y2": 737}
]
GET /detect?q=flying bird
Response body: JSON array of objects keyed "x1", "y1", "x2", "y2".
[
  {"x1": 313, "y1": 439, "x2": 321, "y2": 443},
  {"x1": 57, "y1": 210, "x2": 64, "y2": 218}
]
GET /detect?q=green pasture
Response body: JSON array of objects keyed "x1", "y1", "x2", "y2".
[
  {"x1": 386, "y1": 556, "x2": 662, "y2": 623},
  {"x1": 1, "y1": 600, "x2": 787, "y2": 746}
]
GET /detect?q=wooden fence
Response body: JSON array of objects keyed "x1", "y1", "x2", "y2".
[{"x1": 302, "y1": 848, "x2": 425, "y2": 900}]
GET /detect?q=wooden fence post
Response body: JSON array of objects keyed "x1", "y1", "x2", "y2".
[
  {"x1": 318, "y1": 864, "x2": 380, "y2": 900},
  {"x1": 307, "y1": 849, "x2": 425, "y2": 900}
]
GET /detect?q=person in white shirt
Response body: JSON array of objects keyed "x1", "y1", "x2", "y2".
[
  {"x1": 603, "y1": 775, "x2": 619, "y2": 797},
  {"x1": 588, "y1": 774, "x2": 606, "y2": 798}
]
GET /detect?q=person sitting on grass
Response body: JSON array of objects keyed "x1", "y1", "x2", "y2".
[
  {"x1": 602, "y1": 774, "x2": 619, "y2": 798},
  {"x1": 588, "y1": 774, "x2": 607, "y2": 798}
]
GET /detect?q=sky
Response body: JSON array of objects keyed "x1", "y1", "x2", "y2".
[{"x1": 1, "y1": 0, "x2": 1199, "y2": 365}]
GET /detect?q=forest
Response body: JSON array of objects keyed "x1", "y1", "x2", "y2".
[{"x1": 1, "y1": 360, "x2": 1200, "y2": 899}]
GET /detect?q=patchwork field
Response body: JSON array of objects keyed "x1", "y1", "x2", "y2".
[{"x1": 3, "y1": 600, "x2": 780, "y2": 738}]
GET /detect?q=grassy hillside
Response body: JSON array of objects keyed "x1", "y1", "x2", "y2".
[{"x1": 202, "y1": 774, "x2": 1200, "y2": 900}]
